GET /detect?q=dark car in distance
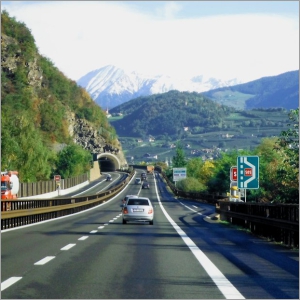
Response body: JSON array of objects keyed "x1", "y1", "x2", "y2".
[{"x1": 142, "y1": 181, "x2": 150, "y2": 189}]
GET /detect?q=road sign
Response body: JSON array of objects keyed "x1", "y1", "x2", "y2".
[
  {"x1": 173, "y1": 168, "x2": 186, "y2": 181},
  {"x1": 230, "y1": 166, "x2": 237, "y2": 181},
  {"x1": 54, "y1": 175, "x2": 61, "y2": 182},
  {"x1": 237, "y1": 156, "x2": 259, "y2": 189}
]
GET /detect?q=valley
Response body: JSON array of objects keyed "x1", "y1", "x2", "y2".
[{"x1": 109, "y1": 108, "x2": 289, "y2": 164}]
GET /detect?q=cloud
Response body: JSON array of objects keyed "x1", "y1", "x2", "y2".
[
  {"x1": 2, "y1": 1, "x2": 298, "y2": 82},
  {"x1": 158, "y1": 1, "x2": 182, "y2": 19}
]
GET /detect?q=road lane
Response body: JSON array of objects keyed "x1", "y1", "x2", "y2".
[{"x1": 1, "y1": 170, "x2": 298, "y2": 299}]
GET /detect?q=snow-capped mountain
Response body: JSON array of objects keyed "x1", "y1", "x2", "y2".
[{"x1": 77, "y1": 65, "x2": 242, "y2": 109}]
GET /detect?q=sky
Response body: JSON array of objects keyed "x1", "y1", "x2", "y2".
[{"x1": 1, "y1": 1, "x2": 299, "y2": 83}]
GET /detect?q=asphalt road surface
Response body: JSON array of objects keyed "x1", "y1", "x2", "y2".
[{"x1": 1, "y1": 171, "x2": 299, "y2": 299}]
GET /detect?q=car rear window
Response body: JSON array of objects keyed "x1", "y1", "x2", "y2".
[{"x1": 127, "y1": 199, "x2": 149, "y2": 206}]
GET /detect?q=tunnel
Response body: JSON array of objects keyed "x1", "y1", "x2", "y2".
[{"x1": 95, "y1": 153, "x2": 121, "y2": 172}]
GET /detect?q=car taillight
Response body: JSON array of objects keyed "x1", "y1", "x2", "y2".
[
  {"x1": 123, "y1": 207, "x2": 128, "y2": 214},
  {"x1": 148, "y1": 208, "x2": 153, "y2": 214}
]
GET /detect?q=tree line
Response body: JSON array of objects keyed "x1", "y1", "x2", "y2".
[{"x1": 162, "y1": 109, "x2": 299, "y2": 204}]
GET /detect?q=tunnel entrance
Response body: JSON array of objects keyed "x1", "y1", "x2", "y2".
[{"x1": 95, "y1": 153, "x2": 121, "y2": 172}]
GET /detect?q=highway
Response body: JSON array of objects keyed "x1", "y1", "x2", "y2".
[{"x1": 1, "y1": 170, "x2": 299, "y2": 299}]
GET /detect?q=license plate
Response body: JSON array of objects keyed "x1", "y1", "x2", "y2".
[{"x1": 133, "y1": 209, "x2": 144, "y2": 212}]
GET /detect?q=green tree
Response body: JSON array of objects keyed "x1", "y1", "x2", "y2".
[
  {"x1": 251, "y1": 138, "x2": 283, "y2": 202},
  {"x1": 273, "y1": 108, "x2": 299, "y2": 203},
  {"x1": 55, "y1": 144, "x2": 92, "y2": 178},
  {"x1": 1, "y1": 110, "x2": 55, "y2": 182},
  {"x1": 172, "y1": 142, "x2": 187, "y2": 168}
]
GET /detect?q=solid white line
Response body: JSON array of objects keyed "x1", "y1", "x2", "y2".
[
  {"x1": 154, "y1": 176, "x2": 245, "y2": 299},
  {"x1": 1, "y1": 277, "x2": 22, "y2": 291},
  {"x1": 78, "y1": 236, "x2": 89, "y2": 240},
  {"x1": 34, "y1": 256, "x2": 55, "y2": 265},
  {"x1": 61, "y1": 244, "x2": 76, "y2": 250}
]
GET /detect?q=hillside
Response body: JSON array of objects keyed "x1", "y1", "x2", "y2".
[
  {"x1": 108, "y1": 90, "x2": 291, "y2": 162},
  {"x1": 202, "y1": 70, "x2": 299, "y2": 110},
  {"x1": 109, "y1": 90, "x2": 236, "y2": 137},
  {"x1": 1, "y1": 11, "x2": 124, "y2": 182}
]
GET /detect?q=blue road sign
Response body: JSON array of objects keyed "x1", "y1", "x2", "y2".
[{"x1": 237, "y1": 156, "x2": 259, "y2": 189}]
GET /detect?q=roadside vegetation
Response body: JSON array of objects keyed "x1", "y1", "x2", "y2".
[{"x1": 161, "y1": 109, "x2": 299, "y2": 204}]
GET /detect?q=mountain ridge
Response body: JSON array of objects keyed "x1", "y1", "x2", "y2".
[
  {"x1": 202, "y1": 70, "x2": 299, "y2": 110},
  {"x1": 77, "y1": 65, "x2": 242, "y2": 109}
]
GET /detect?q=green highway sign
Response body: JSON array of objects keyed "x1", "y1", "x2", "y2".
[{"x1": 237, "y1": 156, "x2": 259, "y2": 189}]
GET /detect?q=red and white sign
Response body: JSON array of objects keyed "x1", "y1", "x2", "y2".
[
  {"x1": 244, "y1": 168, "x2": 253, "y2": 176},
  {"x1": 54, "y1": 175, "x2": 61, "y2": 182},
  {"x1": 230, "y1": 167, "x2": 237, "y2": 181}
]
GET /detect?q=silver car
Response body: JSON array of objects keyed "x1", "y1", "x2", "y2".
[
  {"x1": 122, "y1": 194, "x2": 138, "y2": 204},
  {"x1": 122, "y1": 197, "x2": 154, "y2": 225}
]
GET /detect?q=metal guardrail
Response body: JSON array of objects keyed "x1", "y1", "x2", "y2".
[
  {"x1": 1, "y1": 171, "x2": 134, "y2": 230},
  {"x1": 216, "y1": 201, "x2": 299, "y2": 248}
]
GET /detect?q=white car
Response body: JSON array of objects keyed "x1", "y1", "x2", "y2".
[
  {"x1": 122, "y1": 197, "x2": 154, "y2": 225},
  {"x1": 135, "y1": 178, "x2": 141, "y2": 185}
]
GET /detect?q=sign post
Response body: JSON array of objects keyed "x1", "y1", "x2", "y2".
[
  {"x1": 237, "y1": 156, "x2": 259, "y2": 189},
  {"x1": 237, "y1": 156, "x2": 259, "y2": 202},
  {"x1": 173, "y1": 168, "x2": 187, "y2": 182},
  {"x1": 54, "y1": 175, "x2": 61, "y2": 195},
  {"x1": 230, "y1": 166, "x2": 237, "y2": 182},
  {"x1": 54, "y1": 175, "x2": 61, "y2": 182}
]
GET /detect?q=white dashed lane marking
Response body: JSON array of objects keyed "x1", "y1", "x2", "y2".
[
  {"x1": 61, "y1": 244, "x2": 76, "y2": 251},
  {"x1": 78, "y1": 236, "x2": 89, "y2": 240},
  {"x1": 1, "y1": 277, "x2": 22, "y2": 291},
  {"x1": 34, "y1": 256, "x2": 55, "y2": 265}
]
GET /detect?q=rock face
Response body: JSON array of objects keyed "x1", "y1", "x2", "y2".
[
  {"x1": 1, "y1": 34, "x2": 43, "y2": 89},
  {"x1": 1, "y1": 34, "x2": 21, "y2": 73},
  {"x1": 66, "y1": 111, "x2": 127, "y2": 167}
]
